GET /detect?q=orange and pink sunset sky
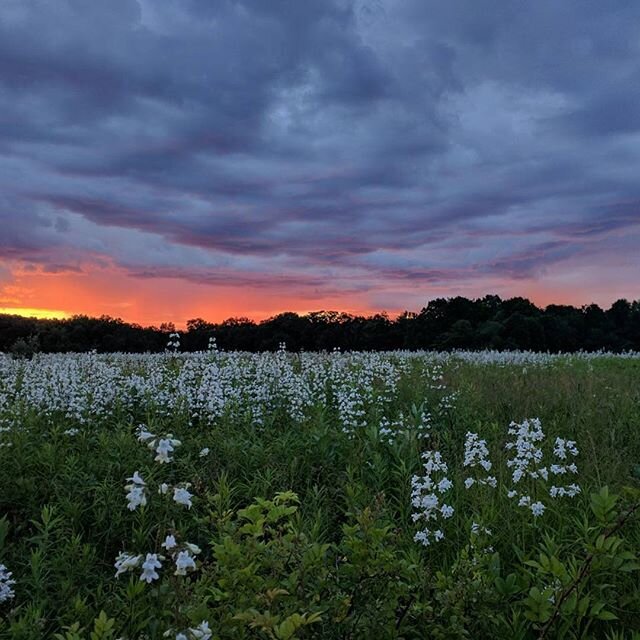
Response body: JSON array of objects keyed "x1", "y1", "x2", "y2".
[{"x1": 2, "y1": 1, "x2": 639, "y2": 327}]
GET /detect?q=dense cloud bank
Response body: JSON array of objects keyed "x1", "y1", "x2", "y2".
[
  {"x1": 3, "y1": 295, "x2": 640, "y2": 354},
  {"x1": 1, "y1": 0, "x2": 640, "y2": 310}
]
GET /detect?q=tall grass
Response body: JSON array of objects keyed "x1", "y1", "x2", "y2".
[{"x1": 0, "y1": 351, "x2": 638, "y2": 638}]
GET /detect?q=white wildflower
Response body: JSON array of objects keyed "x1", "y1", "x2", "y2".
[
  {"x1": 189, "y1": 621, "x2": 212, "y2": 640},
  {"x1": 125, "y1": 471, "x2": 147, "y2": 511},
  {"x1": 553, "y1": 438, "x2": 579, "y2": 460},
  {"x1": 549, "y1": 437, "x2": 580, "y2": 499},
  {"x1": 161, "y1": 534, "x2": 177, "y2": 551},
  {"x1": 463, "y1": 432, "x2": 496, "y2": 489},
  {"x1": 531, "y1": 501, "x2": 545, "y2": 517},
  {"x1": 440, "y1": 504, "x2": 455, "y2": 518},
  {"x1": 550, "y1": 484, "x2": 581, "y2": 498},
  {"x1": 140, "y1": 553, "x2": 162, "y2": 583},
  {"x1": 136, "y1": 425, "x2": 156, "y2": 443},
  {"x1": 174, "y1": 550, "x2": 197, "y2": 576},
  {"x1": 518, "y1": 495, "x2": 531, "y2": 507},
  {"x1": 167, "y1": 332, "x2": 181, "y2": 352},
  {"x1": 124, "y1": 489, "x2": 147, "y2": 515},
  {"x1": 413, "y1": 531, "x2": 429, "y2": 545},
  {"x1": 127, "y1": 471, "x2": 145, "y2": 486},
  {"x1": 505, "y1": 418, "x2": 545, "y2": 485},
  {"x1": 471, "y1": 522, "x2": 492, "y2": 537},
  {"x1": 411, "y1": 450, "x2": 453, "y2": 545},
  {"x1": 173, "y1": 486, "x2": 193, "y2": 509},
  {"x1": 114, "y1": 552, "x2": 142, "y2": 577},
  {"x1": 0, "y1": 564, "x2": 16, "y2": 603},
  {"x1": 155, "y1": 436, "x2": 181, "y2": 464},
  {"x1": 505, "y1": 418, "x2": 558, "y2": 514}
]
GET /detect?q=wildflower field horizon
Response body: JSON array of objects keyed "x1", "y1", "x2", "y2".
[{"x1": 0, "y1": 348, "x2": 639, "y2": 638}]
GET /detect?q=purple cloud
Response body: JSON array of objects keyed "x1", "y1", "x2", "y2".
[{"x1": 1, "y1": 0, "x2": 640, "y2": 314}]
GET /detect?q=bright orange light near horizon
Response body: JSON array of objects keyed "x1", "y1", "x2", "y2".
[{"x1": 0, "y1": 307, "x2": 70, "y2": 320}]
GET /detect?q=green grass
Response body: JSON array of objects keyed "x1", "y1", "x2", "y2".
[{"x1": 0, "y1": 354, "x2": 639, "y2": 639}]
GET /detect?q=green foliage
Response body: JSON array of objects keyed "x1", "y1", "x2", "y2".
[
  {"x1": 194, "y1": 491, "x2": 330, "y2": 636},
  {"x1": 1, "y1": 356, "x2": 639, "y2": 638},
  {"x1": 53, "y1": 611, "x2": 117, "y2": 640},
  {"x1": 491, "y1": 487, "x2": 640, "y2": 639}
]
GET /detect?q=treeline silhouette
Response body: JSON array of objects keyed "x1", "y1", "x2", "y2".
[{"x1": 2, "y1": 295, "x2": 640, "y2": 355}]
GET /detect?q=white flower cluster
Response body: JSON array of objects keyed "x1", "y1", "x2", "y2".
[
  {"x1": 115, "y1": 536, "x2": 201, "y2": 583},
  {"x1": 1, "y1": 350, "x2": 638, "y2": 434},
  {"x1": 0, "y1": 563, "x2": 16, "y2": 603},
  {"x1": 505, "y1": 418, "x2": 548, "y2": 484},
  {"x1": 166, "y1": 332, "x2": 181, "y2": 352},
  {"x1": 0, "y1": 423, "x2": 12, "y2": 449},
  {"x1": 505, "y1": 418, "x2": 549, "y2": 517},
  {"x1": 167, "y1": 620, "x2": 212, "y2": 640},
  {"x1": 378, "y1": 416, "x2": 403, "y2": 444},
  {"x1": 470, "y1": 522, "x2": 494, "y2": 556},
  {"x1": 126, "y1": 474, "x2": 193, "y2": 511},
  {"x1": 161, "y1": 534, "x2": 201, "y2": 575},
  {"x1": 335, "y1": 386, "x2": 367, "y2": 436},
  {"x1": 114, "y1": 552, "x2": 163, "y2": 583},
  {"x1": 426, "y1": 364, "x2": 446, "y2": 390},
  {"x1": 325, "y1": 354, "x2": 405, "y2": 437},
  {"x1": 514, "y1": 497, "x2": 546, "y2": 517},
  {"x1": 411, "y1": 450, "x2": 454, "y2": 545},
  {"x1": 549, "y1": 437, "x2": 580, "y2": 498},
  {"x1": 136, "y1": 425, "x2": 182, "y2": 464},
  {"x1": 125, "y1": 471, "x2": 147, "y2": 511},
  {"x1": 470, "y1": 522, "x2": 492, "y2": 538},
  {"x1": 379, "y1": 408, "x2": 431, "y2": 444},
  {"x1": 412, "y1": 409, "x2": 433, "y2": 440},
  {"x1": 463, "y1": 432, "x2": 497, "y2": 489},
  {"x1": 119, "y1": 423, "x2": 198, "y2": 589},
  {"x1": 505, "y1": 420, "x2": 581, "y2": 517},
  {"x1": 127, "y1": 424, "x2": 194, "y2": 513},
  {"x1": 171, "y1": 484, "x2": 194, "y2": 509},
  {"x1": 438, "y1": 391, "x2": 459, "y2": 412}
]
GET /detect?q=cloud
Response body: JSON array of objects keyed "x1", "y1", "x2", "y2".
[{"x1": 1, "y1": 0, "x2": 639, "y2": 322}]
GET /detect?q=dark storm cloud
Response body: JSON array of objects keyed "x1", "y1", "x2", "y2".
[
  {"x1": 129, "y1": 266, "x2": 325, "y2": 289},
  {"x1": 1, "y1": 0, "x2": 640, "y2": 302}
]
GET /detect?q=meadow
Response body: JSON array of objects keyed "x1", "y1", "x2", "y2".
[{"x1": 0, "y1": 347, "x2": 639, "y2": 639}]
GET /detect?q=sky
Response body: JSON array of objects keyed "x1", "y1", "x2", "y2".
[{"x1": 1, "y1": 0, "x2": 640, "y2": 326}]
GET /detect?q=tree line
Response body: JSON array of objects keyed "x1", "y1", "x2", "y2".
[{"x1": 2, "y1": 295, "x2": 639, "y2": 355}]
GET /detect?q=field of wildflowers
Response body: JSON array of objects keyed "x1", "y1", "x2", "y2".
[{"x1": 0, "y1": 346, "x2": 639, "y2": 638}]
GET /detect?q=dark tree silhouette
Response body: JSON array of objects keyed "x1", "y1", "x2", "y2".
[{"x1": 1, "y1": 296, "x2": 639, "y2": 353}]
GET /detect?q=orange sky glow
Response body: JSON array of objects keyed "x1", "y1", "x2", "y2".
[
  {"x1": 2, "y1": 261, "x2": 636, "y2": 329},
  {"x1": 0, "y1": 266, "x2": 375, "y2": 327}
]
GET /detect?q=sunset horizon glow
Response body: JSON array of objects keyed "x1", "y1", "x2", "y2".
[
  {"x1": 1, "y1": 268, "x2": 636, "y2": 330},
  {"x1": 0, "y1": 307, "x2": 70, "y2": 321}
]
